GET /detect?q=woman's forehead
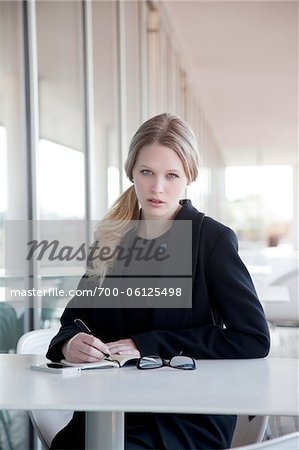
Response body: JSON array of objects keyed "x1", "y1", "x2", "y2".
[{"x1": 135, "y1": 143, "x2": 184, "y2": 167}]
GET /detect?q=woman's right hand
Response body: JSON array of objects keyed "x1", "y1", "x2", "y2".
[{"x1": 62, "y1": 332, "x2": 111, "y2": 363}]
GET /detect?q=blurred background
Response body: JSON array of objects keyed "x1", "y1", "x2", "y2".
[{"x1": 0, "y1": 1, "x2": 298, "y2": 448}]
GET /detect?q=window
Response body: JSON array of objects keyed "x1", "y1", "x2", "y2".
[
  {"x1": 225, "y1": 165, "x2": 294, "y2": 248},
  {"x1": 36, "y1": 0, "x2": 86, "y2": 327}
]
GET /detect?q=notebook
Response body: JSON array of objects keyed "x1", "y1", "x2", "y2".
[{"x1": 60, "y1": 354, "x2": 139, "y2": 370}]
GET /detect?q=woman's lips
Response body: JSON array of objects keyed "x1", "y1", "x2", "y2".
[{"x1": 147, "y1": 199, "x2": 165, "y2": 207}]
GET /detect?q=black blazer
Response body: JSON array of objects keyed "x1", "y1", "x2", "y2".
[
  {"x1": 47, "y1": 199, "x2": 270, "y2": 449},
  {"x1": 47, "y1": 199, "x2": 270, "y2": 361}
]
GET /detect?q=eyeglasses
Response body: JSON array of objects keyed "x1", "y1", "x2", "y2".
[{"x1": 137, "y1": 354, "x2": 196, "y2": 370}]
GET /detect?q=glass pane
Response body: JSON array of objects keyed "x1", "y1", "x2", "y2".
[
  {"x1": 0, "y1": 2, "x2": 30, "y2": 448},
  {"x1": 36, "y1": 0, "x2": 86, "y2": 328},
  {"x1": 123, "y1": 0, "x2": 141, "y2": 147},
  {"x1": 147, "y1": 7, "x2": 161, "y2": 115},
  {"x1": 36, "y1": 0, "x2": 85, "y2": 220},
  {"x1": 225, "y1": 165, "x2": 294, "y2": 247},
  {"x1": 92, "y1": 0, "x2": 120, "y2": 215},
  {"x1": 0, "y1": 125, "x2": 7, "y2": 273},
  {"x1": 0, "y1": 0, "x2": 28, "y2": 348}
]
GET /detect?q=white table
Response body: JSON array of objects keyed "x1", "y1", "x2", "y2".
[{"x1": 0, "y1": 355, "x2": 298, "y2": 449}]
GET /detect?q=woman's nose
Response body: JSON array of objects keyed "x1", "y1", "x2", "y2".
[{"x1": 150, "y1": 177, "x2": 164, "y2": 193}]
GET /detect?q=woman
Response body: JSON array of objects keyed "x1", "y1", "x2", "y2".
[{"x1": 47, "y1": 113, "x2": 270, "y2": 449}]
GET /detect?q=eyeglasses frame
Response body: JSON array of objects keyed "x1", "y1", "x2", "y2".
[{"x1": 136, "y1": 354, "x2": 196, "y2": 370}]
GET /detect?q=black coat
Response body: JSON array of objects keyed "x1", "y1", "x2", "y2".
[{"x1": 47, "y1": 199, "x2": 270, "y2": 449}]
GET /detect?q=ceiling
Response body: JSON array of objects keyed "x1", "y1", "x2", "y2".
[
  {"x1": 0, "y1": 1, "x2": 297, "y2": 167},
  {"x1": 160, "y1": 0, "x2": 298, "y2": 166}
]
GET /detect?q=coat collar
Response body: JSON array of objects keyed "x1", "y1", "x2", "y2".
[
  {"x1": 174, "y1": 199, "x2": 197, "y2": 221},
  {"x1": 174, "y1": 199, "x2": 205, "y2": 281}
]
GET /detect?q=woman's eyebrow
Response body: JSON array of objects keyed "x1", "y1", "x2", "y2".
[{"x1": 138, "y1": 165, "x2": 181, "y2": 172}]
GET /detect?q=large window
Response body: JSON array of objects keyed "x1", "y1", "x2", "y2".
[
  {"x1": 0, "y1": 126, "x2": 7, "y2": 272},
  {"x1": 0, "y1": 0, "x2": 29, "y2": 337},
  {"x1": 36, "y1": 0, "x2": 87, "y2": 328},
  {"x1": 36, "y1": 0, "x2": 85, "y2": 221},
  {"x1": 0, "y1": 3, "x2": 30, "y2": 447},
  {"x1": 92, "y1": 1, "x2": 121, "y2": 213},
  {"x1": 225, "y1": 165, "x2": 294, "y2": 248}
]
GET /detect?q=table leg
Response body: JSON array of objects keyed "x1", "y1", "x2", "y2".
[{"x1": 85, "y1": 411, "x2": 124, "y2": 450}]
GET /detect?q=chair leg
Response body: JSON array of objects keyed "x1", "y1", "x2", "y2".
[
  {"x1": 265, "y1": 421, "x2": 273, "y2": 440},
  {"x1": 0, "y1": 410, "x2": 14, "y2": 450},
  {"x1": 2, "y1": 410, "x2": 12, "y2": 426}
]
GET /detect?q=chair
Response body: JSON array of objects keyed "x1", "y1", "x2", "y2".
[
  {"x1": 263, "y1": 269, "x2": 299, "y2": 325},
  {"x1": 230, "y1": 415, "x2": 269, "y2": 448},
  {"x1": 17, "y1": 329, "x2": 73, "y2": 450},
  {"x1": 230, "y1": 431, "x2": 299, "y2": 449},
  {"x1": 17, "y1": 328, "x2": 59, "y2": 355},
  {"x1": 0, "y1": 302, "x2": 19, "y2": 353}
]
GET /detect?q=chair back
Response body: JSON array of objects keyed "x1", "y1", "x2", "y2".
[
  {"x1": 0, "y1": 303, "x2": 18, "y2": 353},
  {"x1": 230, "y1": 431, "x2": 299, "y2": 449},
  {"x1": 259, "y1": 268, "x2": 299, "y2": 325},
  {"x1": 266, "y1": 269, "x2": 299, "y2": 324},
  {"x1": 17, "y1": 328, "x2": 58, "y2": 354},
  {"x1": 231, "y1": 415, "x2": 269, "y2": 448},
  {"x1": 17, "y1": 328, "x2": 73, "y2": 450}
]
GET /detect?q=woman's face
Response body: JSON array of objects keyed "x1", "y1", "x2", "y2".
[{"x1": 131, "y1": 143, "x2": 189, "y2": 220}]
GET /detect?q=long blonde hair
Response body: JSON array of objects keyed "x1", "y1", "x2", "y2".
[{"x1": 89, "y1": 113, "x2": 199, "y2": 283}]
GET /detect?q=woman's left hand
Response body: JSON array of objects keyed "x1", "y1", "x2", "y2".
[{"x1": 106, "y1": 338, "x2": 141, "y2": 357}]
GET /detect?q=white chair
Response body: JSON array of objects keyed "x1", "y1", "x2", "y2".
[
  {"x1": 263, "y1": 269, "x2": 299, "y2": 325},
  {"x1": 17, "y1": 329, "x2": 58, "y2": 355},
  {"x1": 230, "y1": 431, "x2": 299, "y2": 449},
  {"x1": 230, "y1": 415, "x2": 269, "y2": 448},
  {"x1": 17, "y1": 329, "x2": 74, "y2": 450}
]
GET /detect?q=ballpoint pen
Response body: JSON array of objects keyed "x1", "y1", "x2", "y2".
[{"x1": 74, "y1": 318, "x2": 110, "y2": 358}]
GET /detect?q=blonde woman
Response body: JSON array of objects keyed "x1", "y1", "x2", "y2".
[{"x1": 47, "y1": 113, "x2": 270, "y2": 449}]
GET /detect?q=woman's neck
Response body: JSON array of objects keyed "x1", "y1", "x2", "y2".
[
  {"x1": 137, "y1": 220, "x2": 172, "y2": 240},
  {"x1": 137, "y1": 204, "x2": 182, "y2": 239}
]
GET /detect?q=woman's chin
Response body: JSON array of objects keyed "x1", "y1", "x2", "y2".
[{"x1": 142, "y1": 206, "x2": 166, "y2": 218}]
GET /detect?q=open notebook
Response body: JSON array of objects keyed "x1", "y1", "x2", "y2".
[{"x1": 60, "y1": 354, "x2": 139, "y2": 369}]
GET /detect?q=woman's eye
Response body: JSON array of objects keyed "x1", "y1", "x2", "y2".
[
  {"x1": 167, "y1": 173, "x2": 179, "y2": 179},
  {"x1": 140, "y1": 170, "x2": 178, "y2": 179}
]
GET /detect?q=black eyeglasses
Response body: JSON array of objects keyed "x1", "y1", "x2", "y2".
[{"x1": 137, "y1": 354, "x2": 196, "y2": 370}]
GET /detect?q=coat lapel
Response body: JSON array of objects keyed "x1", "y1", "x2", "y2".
[{"x1": 150, "y1": 199, "x2": 205, "y2": 329}]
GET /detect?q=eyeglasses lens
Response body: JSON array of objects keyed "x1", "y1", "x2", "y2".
[
  {"x1": 170, "y1": 356, "x2": 195, "y2": 370},
  {"x1": 138, "y1": 356, "x2": 163, "y2": 369}
]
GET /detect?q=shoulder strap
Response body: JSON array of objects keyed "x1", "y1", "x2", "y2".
[
  {"x1": 191, "y1": 211, "x2": 205, "y2": 281},
  {"x1": 192, "y1": 212, "x2": 218, "y2": 326}
]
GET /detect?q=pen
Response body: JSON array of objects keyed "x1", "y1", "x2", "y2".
[{"x1": 74, "y1": 318, "x2": 110, "y2": 358}]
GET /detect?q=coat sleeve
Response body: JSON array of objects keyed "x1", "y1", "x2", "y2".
[
  {"x1": 131, "y1": 228, "x2": 270, "y2": 359},
  {"x1": 46, "y1": 275, "x2": 97, "y2": 362}
]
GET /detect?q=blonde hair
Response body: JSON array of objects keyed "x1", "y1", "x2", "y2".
[{"x1": 89, "y1": 113, "x2": 199, "y2": 283}]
